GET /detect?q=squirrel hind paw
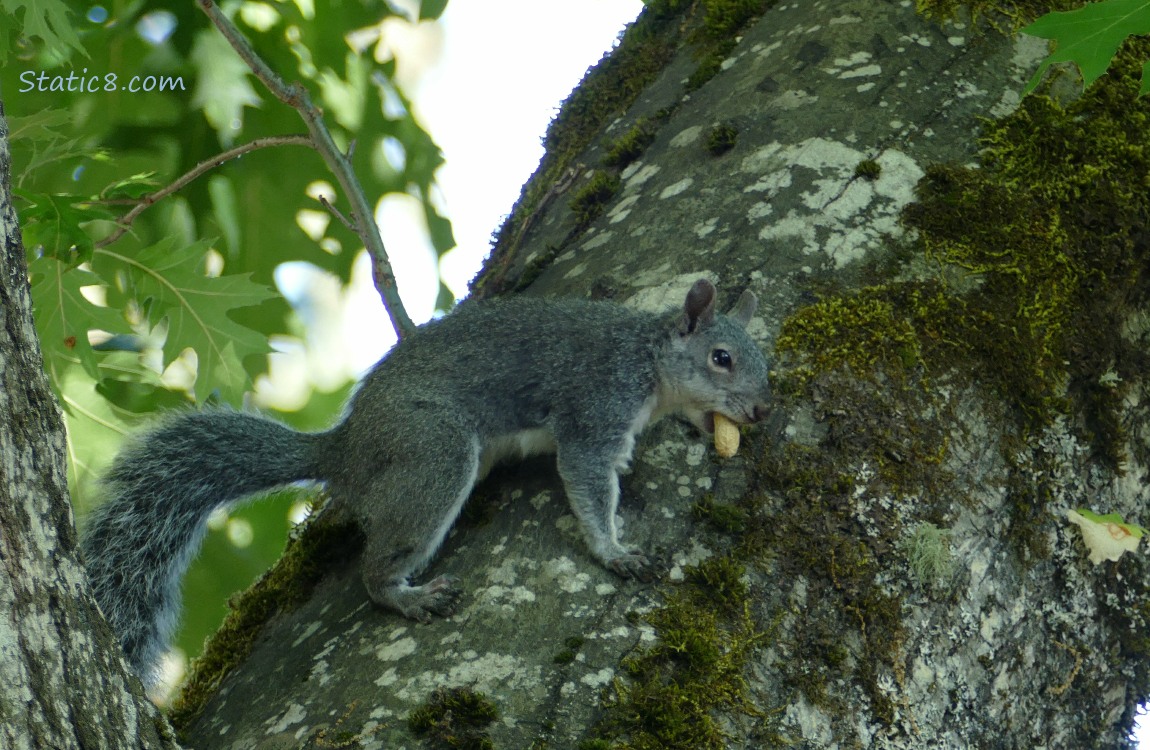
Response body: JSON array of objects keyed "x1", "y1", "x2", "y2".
[
  {"x1": 607, "y1": 552, "x2": 657, "y2": 582},
  {"x1": 383, "y1": 575, "x2": 463, "y2": 623}
]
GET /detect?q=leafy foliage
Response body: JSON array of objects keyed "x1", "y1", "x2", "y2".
[
  {"x1": 93, "y1": 238, "x2": 277, "y2": 402},
  {"x1": 2, "y1": 0, "x2": 453, "y2": 670},
  {"x1": 1022, "y1": 0, "x2": 1150, "y2": 96},
  {"x1": 0, "y1": 0, "x2": 86, "y2": 65},
  {"x1": 4, "y1": 1, "x2": 453, "y2": 480}
]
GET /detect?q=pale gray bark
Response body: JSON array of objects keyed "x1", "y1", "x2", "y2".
[{"x1": 0, "y1": 101, "x2": 180, "y2": 750}]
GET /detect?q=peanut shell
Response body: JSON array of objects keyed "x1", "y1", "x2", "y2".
[{"x1": 713, "y1": 413, "x2": 740, "y2": 458}]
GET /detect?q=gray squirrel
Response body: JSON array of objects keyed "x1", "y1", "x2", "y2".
[{"x1": 81, "y1": 278, "x2": 771, "y2": 686}]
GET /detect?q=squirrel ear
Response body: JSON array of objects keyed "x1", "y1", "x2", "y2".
[
  {"x1": 728, "y1": 289, "x2": 758, "y2": 329},
  {"x1": 680, "y1": 279, "x2": 717, "y2": 335}
]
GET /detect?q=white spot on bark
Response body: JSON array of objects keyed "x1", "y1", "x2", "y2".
[
  {"x1": 376, "y1": 636, "x2": 417, "y2": 662},
  {"x1": 624, "y1": 163, "x2": 660, "y2": 188},
  {"x1": 267, "y1": 703, "x2": 307, "y2": 734},
  {"x1": 581, "y1": 667, "x2": 615, "y2": 688},
  {"x1": 746, "y1": 138, "x2": 924, "y2": 267},
  {"x1": 660, "y1": 178, "x2": 693, "y2": 199},
  {"x1": 694, "y1": 217, "x2": 719, "y2": 238}
]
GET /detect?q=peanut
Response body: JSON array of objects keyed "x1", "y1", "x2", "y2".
[{"x1": 713, "y1": 413, "x2": 740, "y2": 458}]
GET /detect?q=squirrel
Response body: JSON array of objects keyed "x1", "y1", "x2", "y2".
[{"x1": 80, "y1": 278, "x2": 772, "y2": 686}]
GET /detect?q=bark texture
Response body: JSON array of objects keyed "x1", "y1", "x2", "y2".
[
  {"x1": 0, "y1": 101, "x2": 179, "y2": 749},
  {"x1": 165, "y1": 2, "x2": 1149, "y2": 749}
]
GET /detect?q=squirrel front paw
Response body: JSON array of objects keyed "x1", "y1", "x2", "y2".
[{"x1": 606, "y1": 552, "x2": 657, "y2": 582}]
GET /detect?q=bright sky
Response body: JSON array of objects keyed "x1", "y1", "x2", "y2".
[{"x1": 261, "y1": 0, "x2": 643, "y2": 401}]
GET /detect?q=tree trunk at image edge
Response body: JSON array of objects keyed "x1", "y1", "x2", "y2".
[{"x1": 0, "y1": 102, "x2": 181, "y2": 748}]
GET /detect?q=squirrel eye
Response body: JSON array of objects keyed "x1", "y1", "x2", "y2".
[{"x1": 711, "y1": 349, "x2": 732, "y2": 370}]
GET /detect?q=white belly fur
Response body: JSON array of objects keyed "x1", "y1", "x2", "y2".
[
  {"x1": 478, "y1": 428, "x2": 557, "y2": 480},
  {"x1": 476, "y1": 394, "x2": 661, "y2": 480}
]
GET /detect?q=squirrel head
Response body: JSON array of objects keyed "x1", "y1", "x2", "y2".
[{"x1": 660, "y1": 279, "x2": 772, "y2": 435}]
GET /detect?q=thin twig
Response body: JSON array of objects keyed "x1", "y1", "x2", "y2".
[
  {"x1": 95, "y1": 135, "x2": 315, "y2": 249},
  {"x1": 316, "y1": 194, "x2": 358, "y2": 235},
  {"x1": 198, "y1": 0, "x2": 415, "y2": 339}
]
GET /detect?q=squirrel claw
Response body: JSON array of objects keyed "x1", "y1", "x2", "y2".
[
  {"x1": 420, "y1": 575, "x2": 463, "y2": 617},
  {"x1": 387, "y1": 575, "x2": 462, "y2": 622},
  {"x1": 607, "y1": 553, "x2": 656, "y2": 582}
]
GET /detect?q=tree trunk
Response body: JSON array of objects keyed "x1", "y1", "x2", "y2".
[
  {"x1": 0, "y1": 103, "x2": 180, "y2": 748},
  {"x1": 13, "y1": 1, "x2": 1150, "y2": 748}
]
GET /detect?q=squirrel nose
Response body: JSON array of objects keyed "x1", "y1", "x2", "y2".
[{"x1": 751, "y1": 404, "x2": 769, "y2": 423}]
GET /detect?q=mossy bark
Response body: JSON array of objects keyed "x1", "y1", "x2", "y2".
[{"x1": 180, "y1": 3, "x2": 1150, "y2": 749}]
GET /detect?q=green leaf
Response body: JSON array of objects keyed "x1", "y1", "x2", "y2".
[
  {"x1": 434, "y1": 280, "x2": 455, "y2": 312},
  {"x1": 16, "y1": 191, "x2": 113, "y2": 264},
  {"x1": 56, "y1": 364, "x2": 139, "y2": 501},
  {"x1": 1021, "y1": 0, "x2": 1150, "y2": 95},
  {"x1": 1143, "y1": 58, "x2": 1150, "y2": 96},
  {"x1": 207, "y1": 175, "x2": 242, "y2": 257},
  {"x1": 93, "y1": 239, "x2": 276, "y2": 402},
  {"x1": 420, "y1": 0, "x2": 450, "y2": 21},
  {"x1": 100, "y1": 173, "x2": 160, "y2": 201},
  {"x1": 28, "y1": 255, "x2": 130, "y2": 379},
  {"x1": 56, "y1": 353, "x2": 190, "y2": 502},
  {"x1": 0, "y1": 0, "x2": 87, "y2": 64},
  {"x1": 424, "y1": 200, "x2": 456, "y2": 256},
  {"x1": 7, "y1": 110, "x2": 73, "y2": 141},
  {"x1": 191, "y1": 28, "x2": 263, "y2": 146}
]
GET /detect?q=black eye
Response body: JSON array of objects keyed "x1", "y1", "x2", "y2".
[{"x1": 711, "y1": 349, "x2": 732, "y2": 370}]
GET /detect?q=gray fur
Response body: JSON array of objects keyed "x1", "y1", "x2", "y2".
[{"x1": 80, "y1": 279, "x2": 771, "y2": 685}]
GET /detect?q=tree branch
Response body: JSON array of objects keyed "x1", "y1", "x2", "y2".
[
  {"x1": 197, "y1": 0, "x2": 416, "y2": 339},
  {"x1": 95, "y1": 135, "x2": 315, "y2": 249}
]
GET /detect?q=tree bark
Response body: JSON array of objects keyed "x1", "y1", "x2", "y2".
[
  {"x1": 0, "y1": 101, "x2": 180, "y2": 749},
  {"x1": 176, "y1": 3, "x2": 1150, "y2": 748},
  {"x1": 10, "y1": 1, "x2": 1149, "y2": 749}
]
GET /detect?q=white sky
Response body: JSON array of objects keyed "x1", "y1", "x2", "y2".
[
  {"x1": 356, "y1": 0, "x2": 643, "y2": 357},
  {"x1": 262, "y1": 0, "x2": 643, "y2": 399}
]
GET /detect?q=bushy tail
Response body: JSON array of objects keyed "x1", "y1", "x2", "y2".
[{"x1": 80, "y1": 409, "x2": 327, "y2": 686}]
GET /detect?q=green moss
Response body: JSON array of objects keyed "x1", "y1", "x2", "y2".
[
  {"x1": 904, "y1": 40, "x2": 1150, "y2": 464},
  {"x1": 685, "y1": 0, "x2": 774, "y2": 91},
  {"x1": 569, "y1": 171, "x2": 622, "y2": 226},
  {"x1": 553, "y1": 650, "x2": 577, "y2": 665},
  {"x1": 603, "y1": 120, "x2": 658, "y2": 169},
  {"x1": 168, "y1": 504, "x2": 363, "y2": 731},
  {"x1": 555, "y1": 635, "x2": 586, "y2": 666},
  {"x1": 775, "y1": 286, "x2": 931, "y2": 387},
  {"x1": 901, "y1": 522, "x2": 953, "y2": 591},
  {"x1": 577, "y1": 741, "x2": 613, "y2": 750},
  {"x1": 915, "y1": 0, "x2": 1079, "y2": 30},
  {"x1": 704, "y1": 122, "x2": 738, "y2": 156},
  {"x1": 595, "y1": 554, "x2": 769, "y2": 750},
  {"x1": 854, "y1": 159, "x2": 881, "y2": 180},
  {"x1": 684, "y1": 556, "x2": 748, "y2": 612},
  {"x1": 408, "y1": 687, "x2": 500, "y2": 750},
  {"x1": 692, "y1": 495, "x2": 748, "y2": 534}
]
